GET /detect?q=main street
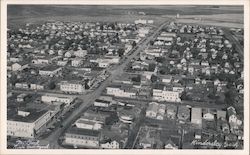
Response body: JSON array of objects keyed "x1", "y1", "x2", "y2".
[{"x1": 40, "y1": 20, "x2": 170, "y2": 148}]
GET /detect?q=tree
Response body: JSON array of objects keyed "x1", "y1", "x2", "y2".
[
  {"x1": 100, "y1": 24, "x2": 104, "y2": 31},
  {"x1": 155, "y1": 57, "x2": 165, "y2": 63},
  {"x1": 48, "y1": 81, "x2": 56, "y2": 90},
  {"x1": 132, "y1": 41, "x2": 137, "y2": 48},
  {"x1": 105, "y1": 112, "x2": 119, "y2": 125},
  {"x1": 131, "y1": 75, "x2": 141, "y2": 83},
  {"x1": 117, "y1": 48, "x2": 125, "y2": 57},
  {"x1": 149, "y1": 40, "x2": 154, "y2": 46},
  {"x1": 150, "y1": 74, "x2": 158, "y2": 83}
]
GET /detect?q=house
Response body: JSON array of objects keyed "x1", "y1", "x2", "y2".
[
  {"x1": 12, "y1": 62, "x2": 29, "y2": 71},
  {"x1": 191, "y1": 108, "x2": 202, "y2": 127},
  {"x1": 9, "y1": 57, "x2": 23, "y2": 63},
  {"x1": 156, "y1": 104, "x2": 166, "y2": 120},
  {"x1": 74, "y1": 118, "x2": 103, "y2": 130},
  {"x1": 71, "y1": 59, "x2": 83, "y2": 67},
  {"x1": 100, "y1": 140, "x2": 120, "y2": 149},
  {"x1": 172, "y1": 84, "x2": 185, "y2": 93},
  {"x1": 158, "y1": 104, "x2": 166, "y2": 115},
  {"x1": 177, "y1": 106, "x2": 190, "y2": 121},
  {"x1": 32, "y1": 58, "x2": 50, "y2": 65},
  {"x1": 7, "y1": 108, "x2": 55, "y2": 138},
  {"x1": 203, "y1": 109, "x2": 215, "y2": 120},
  {"x1": 39, "y1": 66, "x2": 62, "y2": 77},
  {"x1": 188, "y1": 66, "x2": 194, "y2": 75},
  {"x1": 214, "y1": 79, "x2": 221, "y2": 86},
  {"x1": 16, "y1": 93, "x2": 29, "y2": 102},
  {"x1": 194, "y1": 129, "x2": 202, "y2": 140},
  {"x1": 159, "y1": 75, "x2": 172, "y2": 83},
  {"x1": 98, "y1": 59, "x2": 110, "y2": 68},
  {"x1": 64, "y1": 127, "x2": 100, "y2": 148},
  {"x1": 74, "y1": 49, "x2": 87, "y2": 58},
  {"x1": 146, "y1": 102, "x2": 159, "y2": 118},
  {"x1": 166, "y1": 104, "x2": 177, "y2": 119},
  {"x1": 64, "y1": 51, "x2": 74, "y2": 58},
  {"x1": 164, "y1": 138, "x2": 179, "y2": 149},
  {"x1": 221, "y1": 121, "x2": 230, "y2": 133},
  {"x1": 57, "y1": 60, "x2": 68, "y2": 66},
  {"x1": 59, "y1": 81, "x2": 85, "y2": 94},
  {"x1": 227, "y1": 106, "x2": 237, "y2": 124},
  {"x1": 132, "y1": 61, "x2": 149, "y2": 70},
  {"x1": 153, "y1": 85, "x2": 181, "y2": 103},
  {"x1": 15, "y1": 82, "x2": 29, "y2": 89}
]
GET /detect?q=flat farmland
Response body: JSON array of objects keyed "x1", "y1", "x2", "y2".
[
  {"x1": 8, "y1": 14, "x2": 167, "y2": 29},
  {"x1": 7, "y1": 5, "x2": 243, "y2": 29},
  {"x1": 175, "y1": 14, "x2": 243, "y2": 28}
]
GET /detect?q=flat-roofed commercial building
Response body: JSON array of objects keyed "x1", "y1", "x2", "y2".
[
  {"x1": 59, "y1": 81, "x2": 85, "y2": 94},
  {"x1": 64, "y1": 127, "x2": 100, "y2": 148},
  {"x1": 191, "y1": 107, "x2": 202, "y2": 127},
  {"x1": 7, "y1": 109, "x2": 55, "y2": 138}
]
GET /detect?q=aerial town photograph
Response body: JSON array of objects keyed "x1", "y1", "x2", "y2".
[{"x1": 4, "y1": 4, "x2": 245, "y2": 151}]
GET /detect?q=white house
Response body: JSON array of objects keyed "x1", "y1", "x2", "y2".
[
  {"x1": 57, "y1": 60, "x2": 68, "y2": 66},
  {"x1": 146, "y1": 102, "x2": 159, "y2": 118},
  {"x1": 98, "y1": 59, "x2": 110, "y2": 68},
  {"x1": 74, "y1": 50, "x2": 87, "y2": 58},
  {"x1": 203, "y1": 109, "x2": 215, "y2": 120},
  {"x1": 71, "y1": 59, "x2": 83, "y2": 67},
  {"x1": 164, "y1": 139, "x2": 178, "y2": 149},
  {"x1": 12, "y1": 62, "x2": 29, "y2": 71},
  {"x1": 100, "y1": 140, "x2": 119, "y2": 149},
  {"x1": 227, "y1": 106, "x2": 238, "y2": 124}
]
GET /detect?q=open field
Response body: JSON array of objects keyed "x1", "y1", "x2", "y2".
[
  {"x1": 7, "y1": 14, "x2": 167, "y2": 29},
  {"x1": 174, "y1": 13, "x2": 243, "y2": 28},
  {"x1": 176, "y1": 18, "x2": 243, "y2": 28},
  {"x1": 7, "y1": 5, "x2": 243, "y2": 29},
  {"x1": 178, "y1": 14, "x2": 243, "y2": 23}
]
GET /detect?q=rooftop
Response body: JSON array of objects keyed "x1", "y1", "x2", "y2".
[
  {"x1": 40, "y1": 65, "x2": 61, "y2": 71},
  {"x1": 66, "y1": 127, "x2": 100, "y2": 137},
  {"x1": 7, "y1": 108, "x2": 48, "y2": 123}
]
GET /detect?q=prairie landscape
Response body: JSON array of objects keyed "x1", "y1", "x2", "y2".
[{"x1": 7, "y1": 5, "x2": 243, "y2": 29}]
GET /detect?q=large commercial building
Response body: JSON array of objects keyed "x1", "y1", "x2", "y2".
[
  {"x1": 152, "y1": 85, "x2": 181, "y2": 102},
  {"x1": 7, "y1": 109, "x2": 56, "y2": 138},
  {"x1": 106, "y1": 84, "x2": 137, "y2": 98},
  {"x1": 64, "y1": 127, "x2": 100, "y2": 148},
  {"x1": 41, "y1": 94, "x2": 75, "y2": 106},
  {"x1": 191, "y1": 107, "x2": 202, "y2": 127},
  {"x1": 59, "y1": 81, "x2": 85, "y2": 94}
]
